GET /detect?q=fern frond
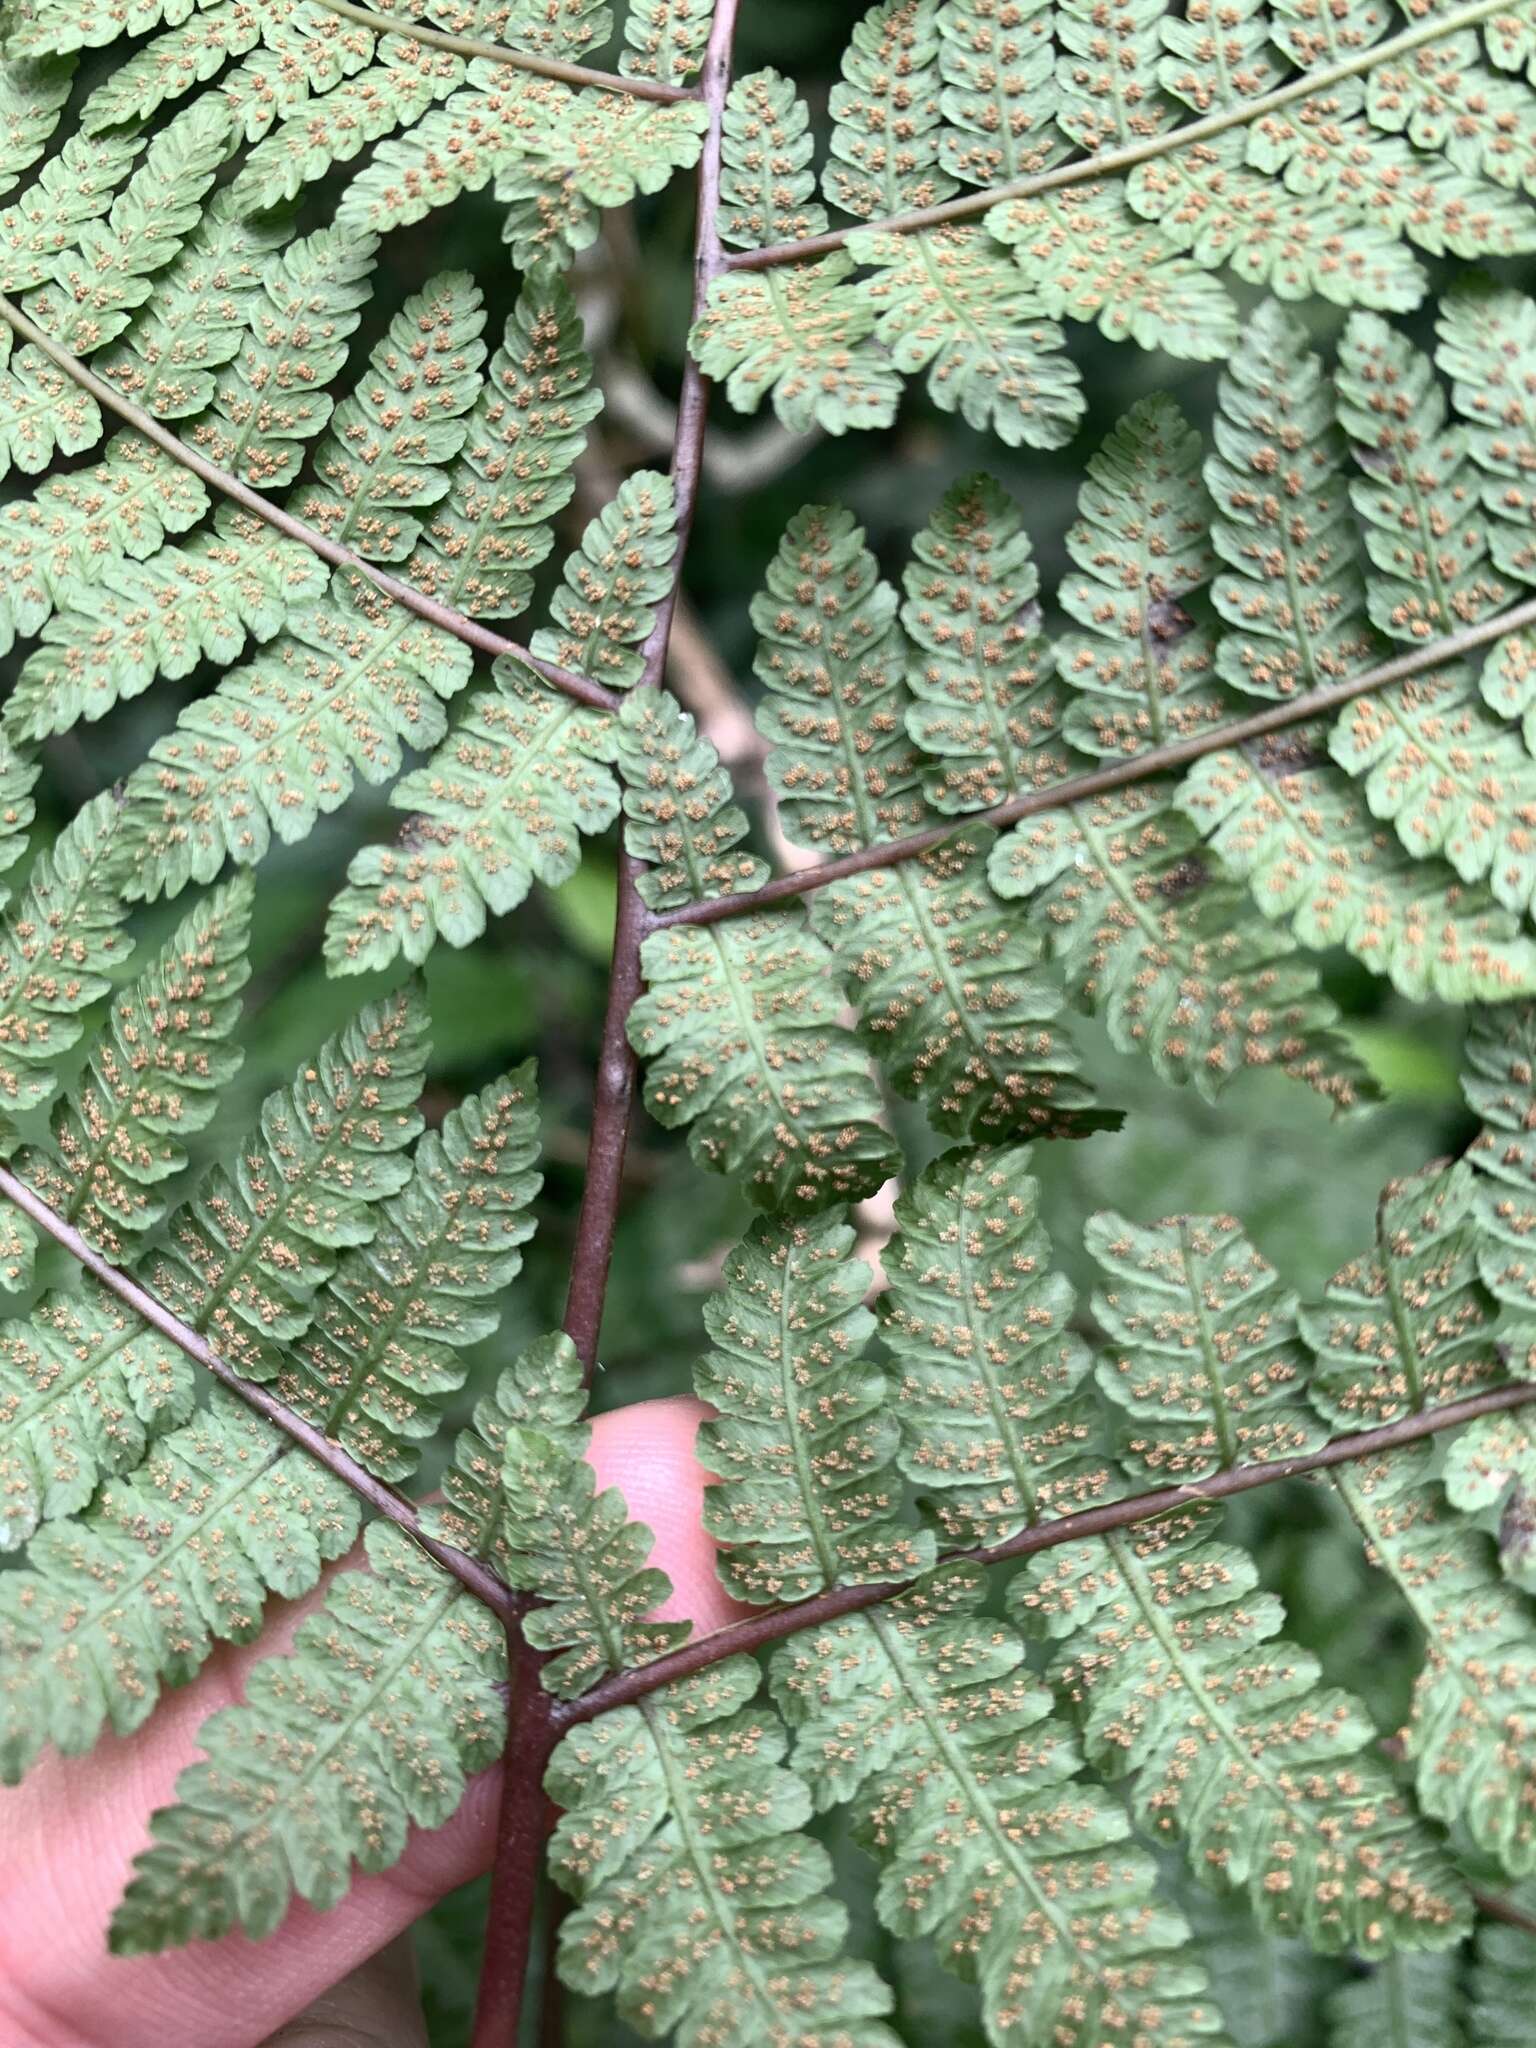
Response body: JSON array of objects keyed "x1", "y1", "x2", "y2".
[
  {"x1": 118, "y1": 572, "x2": 473, "y2": 902},
  {"x1": 719, "y1": 68, "x2": 827, "y2": 251},
  {"x1": 495, "y1": 91, "x2": 708, "y2": 275},
  {"x1": 630, "y1": 908, "x2": 899, "y2": 1212},
  {"x1": 273, "y1": 1064, "x2": 541, "y2": 1479},
  {"x1": 528, "y1": 464, "x2": 674, "y2": 686},
  {"x1": 616, "y1": 689, "x2": 767, "y2": 912},
  {"x1": 1333, "y1": 1443, "x2": 1536, "y2": 1879},
  {"x1": 1463, "y1": 999, "x2": 1536, "y2": 1335},
  {"x1": 405, "y1": 279, "x2": 604, "y2": 622},
  {"x1": 0, "y1": 129, "x2": 142, "y2": 293},
  {"x1": 5, "y1": 509, "x2": 326, "y2": 743},
  {"x1": 290, "y1": 269, "x2": 487, "y2": 564},
  {"x1": 12, "y1": 874, "x2": 253, "y2": 1265},
  {"x1": 0, "y1": 430, "x2": 208, "y2": 658},
  {"x1": 690, "y1": 256, "x2": 902, "y2": 435},
  {"x1": 1301, "y1": 1161, "x2": 1503, "y2": 1429},
  {"x1": 140, "y1": 983, "x2": 430, "y2": 1380},
  {"x1": 0, "y1": 1392, "x2": 360, "y2": 1780},
  {"x1": 878, "y1": 1143, "x2": 1111, "y2": 1546},
  {"x1": 695, "y1": 1214, "x2": 935, "y2": 1603},
  {"x1": 77, "y1": 0, "x2": 298, "y2": 133},
  {"x1": 228, "y1": 31, "x2": 464, "y2": 213},
  {"x1": 774, "y1": 1565, "x2": 1224, "y2": 2048},
  {"x1": 89, "y1": 197, "x2": 280, "y2": 422},
  {"x1": 812, "y1": 832, "x2": 1115, "y2": 1142},
  {"x1": 0, "y1": 791, "x2": 134, "y2": 1127},
  {"x1": 1010, "y1": 1509, "x2": 1471, "y2": 1954},
  {"x1": 1088, "y1": 1208, "x2": 1326, "y2": 1483},
  {"x1": 1179, "y1": 737, "x2": 1536, "y2": 1002},
  {"x1": 0, "y1": 47, "x2": 71, "y2": 193},
  {"x1": 901, "y1": 473, "x2": 1068, "y2": 812},
  {"x1": 499, "y1": 1331, "x2": 690, "y2": 1694},
  {"x1": 324, "y1": 661, "x2": 618, "y2": 972},
  {"x1": 621, "y1": 0, "x2": 711, "y2": 87},
  {"x1": 1473, "y1": 1915, "x2": 1536, "y2": 2045},
  {"x1": 0, "y1": 320, "x2": 101, "y2": 479},
  {"x1": 549, "y1": 1659, "x2": 900, "y2": 2047},
  {"x1": 940, "y1": 0, "x2": 1056, "y2": 188},
  {"x1": 109, "y1": 1519, "x2": 504, "y2": 1949},
  {"x1": 0, "y1": 1280, "x2": 190, "y2": 1551},
  {"x1": 826, "y1": 0, "x2": 954, "y2": 223},
  {"x1": 852, "y1": 224, "x2": 1084, "y2": 450},
  {"x1": 191, "y1": 222, "x2": 378, "y2": 489},
  {"x1": 20, "y1": 99, "x2": 234, "y2": 355}
]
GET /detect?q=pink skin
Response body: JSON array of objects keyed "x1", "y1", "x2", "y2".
[{"x1": 0, "y1": 1397, "x2": 739, "y2": 2048}]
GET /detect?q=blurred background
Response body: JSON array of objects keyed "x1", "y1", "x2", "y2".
[{"x1": 8, "y1": 3, "x2": 1530, "y2": 2042}]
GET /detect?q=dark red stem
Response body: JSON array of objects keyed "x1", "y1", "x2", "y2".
[
  {"x1": 553, "y1": 1378, "x2": 1536, "y2": 1726},
  {"x1": 469, "y1": 1634, "x2": 561, "y2": 2048}
]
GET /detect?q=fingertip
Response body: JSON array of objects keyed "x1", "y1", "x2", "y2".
[{"x1": 586, "y1": 1396, "x2": 744, "y2": 1636}]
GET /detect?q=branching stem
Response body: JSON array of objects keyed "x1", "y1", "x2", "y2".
[
  {"x1": 0, "y1": 1163, "x2": 521, "y2": 1621},
  {"x1": 648, "y1": 591, "x2": 1536, "y2": 929},
  {"x1": 0, "y1": 295, "x2": 620, "y2": 714},
  {"x1": 308, "y1": 0, "x2": 697, "y2": 100},
  {"x1": 723, "y1": 0, "x2": 1513, "y2": 270},
  {"x1": 554, "y1": 1377, "x2": 1536, "y2": 1724}
]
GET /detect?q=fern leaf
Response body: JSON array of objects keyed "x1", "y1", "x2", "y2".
[
  {"x1": 939, "y1": 0, "x2": 1057, "y2": 189},
  {"x1": 0, "y1": 1392, "x2": 360, "y2": 1781},
  {"x1": 228, "y1": 32, "x2": 464, "y2": 213},
  {"x1": 988, "y1": 182, "x2": 1239, "y2": 362},
  {"x1": 90, "y1": 197, "x2": 280, "y2": 423},
  {"x1": 631, "y1": 908, "x2": 899, "y2": 1212},
  {"x1": 1368, "y1": 23, "x2": 1536, "y2": 193},
  {"x1": 1436, "y1": 280, "x2": 1536, "y2": 590},
  {"x1": 12, "y1": 875, "x2": 253, "y2": 1265},
  {"x1": 901, "y1": 473, "x2": 1068, "y2": 813},
  {"x1": 0, "y1": 129, "x2": 142, "y2": 293},
  {"x1": 78, "y1": 0, "x2": 291, "y2": 132},
  {"x1": 194, "y1": 222, "x2": 378, "y2": 489},
  {"x1": 496, "y1": 93, "x2": 708, "y2": 276},
  {"x1": 499, "y1": 1331, "x2": 690, "y2": 1695},
  {"x1": 1088, "y1": 1208, "x2": 1326, "y2": 1483},
  {"x1": 774, "y1": 1566, "x2": 1224, "y2": 2048},
  {"x1": 0, "y1": 47, "x2": 72, "y2": 196},
  {"x1": 140, "y1": 984, "x2": 430, "y2": 1382},
  {"x1": 109, "y1": 1519, "x2": 505, "y2": 1950},
  {"x1": 1463, "y1": 1000, "x2": 1536, "y2": 1335},
  {"x1": 690, "y1": 256, "x2": 902, "y2": 435},
  {"x1": 0, "y1": 791, "x2": 134, "y2": 1126},
  {"x1": 813, "y1": 833, "x2": 1115, "y2": 1142},
  {"x1": 719, "y1": 68, "x2": 828, "y2": 251},
  {"x1": 529, "y1": 465, "x2": 676, "y2": 687},
  {"x1": 324, "y1": 664, "x2": 617, "y2": 973},
  {"x1": 549, "y1": 1660, "x2": 900, "y2": 2046},
  {"x1": 622, "y1": 0, "x2": 712, "y2": 86},
  {"x1": 0, "y1": 430, "x2": 208, "y2": 658},
  {"x1": 753, "y1": 504, "x2": 928, "y2": 855},
  {"x1": 695, "y1": 1214, "x2": 935, "y2": 1603},
  {"x1": 1179, "y1": 735, "x2": 1536, "y2": 1002},
  {"x1": 13, "y1": 0, "x2": 224, "y2": 57},
  {"x1": 0, "y1": 1280, "x2": 191, "y2": 1551},
  {"x1": 273, "y1": 1065, "x2": 541, "y2": 1480},
  {"x1": 826, "y1": 0, "x2": 955, "y2": 222},
  {"x1": 1053, "y1": 396, "x2": 1228, "y2": 761},
  {"x1": 333, "y1": 64, "x2": 570, "y2": 236},
  {"x1": 1301, "y1": 1161, "x2": 1504, "y2": 1429},
  {"x1": 22, "y1": 99, "x2": 234, "y2": 356},
  {"x1": 1010, "y1": 1511, "x2": 1471, "y2": 1955},
  {"x1": 616, "y1": 690, "x2": 768, "y2": 912},
  {"x1": 0, "y1": 322, "x2": 101, "y2": 479},
  {"x1": 290, "y1": 270, "x2": 487, "y2": 565},
  {"x1": 118, "y1": 572, "x2": 473, "y2": 902},
  {"x1": 879, "y1": 1143, "x2": 1111, "y2": 1546},
  {"x1": 852, "y1": 224, "x2": 1084, "y2": 450},
  {"x1": 6, "y1": 510, "x2": 326, "y2": 743},
  {"x1": 405, "y1": 278, "x2": 603, "y2": 621},
  {"x1": 1207, "y1": 300, "x2": 1374, "y2": 701},
  {"x1": 219, "y1": 2, "x2": 379, "y2": 148},
  {"x1": 1333, "y1": 1445, "x2": 1536, "y2": 1879}
]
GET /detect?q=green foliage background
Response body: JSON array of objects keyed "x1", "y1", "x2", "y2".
[{"x1": 1, "y1": 3, "x2": 1518, "y2": 2041}]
